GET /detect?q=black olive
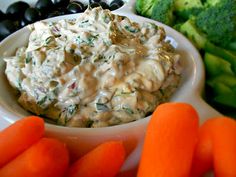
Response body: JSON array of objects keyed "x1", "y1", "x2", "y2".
[
  {"x1": 51, "y1": 0, "x2": 70, "y2": 7},
  {"x1": 109, "y1": 3, "x2": 120, "y2": 10},
  {"x1": 89, "y1": 0, "x2": 101, "y2": 4},
  {"x1": 67, "y1": 2, "x2": 85, "y2": 14},
  {"x1": 99, "y1": 2, "x2": 109, "y2": 9},
  {"x1": 90, "y1": 2, "x2": 101, "y2": 8},
  {"x1": 35, "y1": 0, "x2": 55, "y2": 13},
  {"x1": 110, "y1": 0, "x2": 124, "y2": 7},
  {"x1": 6, "y1": 1, "x2": 30, "y2": 20},
  {"x1": 47, "y1": 10, "x2": 65, "y2": 18},
  {"x1": 0, "y1": 10, "x2": 6, "y2": 22},
  {"x1": 24, "y1": 8, "x2": 42, "y2": 24},
  {"x1": 0, "y1": 20, "x2": 17, "y2": 41}
]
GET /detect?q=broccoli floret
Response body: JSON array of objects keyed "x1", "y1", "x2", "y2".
[
  {"x1": 195, "y1": 0, "x2": 236, "y2": 47},
  {"x1": 179, "y1": 18, "x2": 236, "y2": 73},
  {"x1": 204, "y1": 0, "x2": 222, "y2": 7},
  {"x1": 150, "y1": 0, "x2": 175, "y2": 26},
  {"x1": 228, "y1": 41, "x2": 236, "y2": 52},
  {"x1": 174, "y1": 0, "x2": 204, "y2": 20},
  {"x1": 136, "y1": 0, "x2": 155, "y2": 17},
  {"x1": 204, "y1": 53, "x2": 234, "y2": 78}
]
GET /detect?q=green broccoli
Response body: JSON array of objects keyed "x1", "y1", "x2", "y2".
[
  {"x1": 136, "y1": 0, "x2": 155, "y2": 17},
  {"x1": 204, "y1": 0, "x2": 222, "y2": 6},
  {"x1": 174, "y1": 0, "x2": 204, "y2": 20},
  {"x1": 195, "y1": 0, "x2": 236, "y2": 47},
  {"x1": 179, "y1": 18, "x2": 236, "y2": 73},
  {"x1": 204, "y1": 53, "x2": 234, "y2": 78},
  {"x1": 228, "y1": 41, "x2": 236, "y2": 52},
  {"x1": 150, "y1": 0, "x2": 175, "y2": 26}
]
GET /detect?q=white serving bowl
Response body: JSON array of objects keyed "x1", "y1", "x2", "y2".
[{"x1": 0, "y1": 0, "x2": 221, "y2": 175}]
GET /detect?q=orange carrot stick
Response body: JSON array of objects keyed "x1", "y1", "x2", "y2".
[
  {"x1": 137, "y1": 102, "x2": 199, "y2": 177},
  {"x1": 0, "y1": 137, "x2": 69, "y2": 177},
  {"x1": 210, "y1": 117, "x2": 236, "y2": 177},
  {"x1": 190, "y1": 119, "x2": 214, "y2": 177},
  {"x1": 0, "y1": 116, "x2": 44, "y2": 167},
  {"x1": 67, "y1": 141, "x2": 126, "y2": 177}
]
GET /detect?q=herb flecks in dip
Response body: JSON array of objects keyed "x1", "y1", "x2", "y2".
[{"x1": 4, "y1": 7, "x2": 182, "y2": 127}]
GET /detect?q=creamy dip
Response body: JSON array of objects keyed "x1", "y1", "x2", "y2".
[{"x1": 4, "y1": 7, "x2": 182, "y2": 127}]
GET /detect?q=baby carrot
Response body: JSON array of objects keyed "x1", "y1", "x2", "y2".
[
  {"x1": 190, "y1": 119, "x2": 214, "y2": 177},
  {"x1": 0, "y1": 116, "x2": 44, "y2": 167},
  {"x1": 137, "y1": 102, "x2": 199, "y2": 177},
  {"x1": 67, "y1": 141, "x2": 126, "y2": 177},
  {"x1": 210, "y1": 117, "x2": 236, "y2": 177},
  {"x1": 0, "y1": 137, "x2": 69, "y2": 177}
]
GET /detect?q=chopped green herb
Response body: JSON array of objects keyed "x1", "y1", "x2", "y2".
[
  {"x1": 85, "y1": 119, "x2": 94, "y2": 127},
  {"x1": 37, "y1": 96, "x2": 47, "y2": 106},
  {"x1": 123, "y1": 107, "x2": 134, "y2": 114},
  {"x1": 103, "y1": 39, "x2": 112, "y2": 46},
  {"x1": 124, "y1": 25, "x2": 140, "y2": 33},
  {"x1": 45, "y1": 36, "x2": 53, "y2": 45},
  {"x1": 25, "y1": 54, "x2": 32, "y2": 64},
  {"x1": 81, "y1": 20, "x2": 89, "y2": 24},
  {"x1": 159, "y1": 89, "x2": 165, "y2": 95},
  {"x1": 17, "y1": 79, "x2": 22, "y2": 91},
  {"x1": 103, "y1": 15, "x2": 111, "y2": 23},
  {"x1": 96, "y1": 103, "x2": 109, "y2": 111},
  {"x1": 76, "y1": 35, "x2": 98, "y2": 47},
  {"x1": 93, "y1": 54, "x2": 104, "y2": 62},
  {"x1": 67, "y1": 104, "x2": 78, "y2": 115},
  {"x1": 57, "y1": 112, "x2": 69, "y2": 126}
]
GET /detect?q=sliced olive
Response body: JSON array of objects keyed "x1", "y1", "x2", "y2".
[
  {"x1": 0, "y1": 20, "x2": 17, "y2": 41},
  {"x1": 51, "y1": 0, "x2": 70, "y2": 7},
  {"x1": 24, "y1": 8, "x2": 42, "y2": 24},
  {"x1": 6, "y1": 1, "x2": 30, "y2": 20},
  {"x1": 90, "y1": 2, "x2": 101, "y2": 8},
  {"x1": 110, "y1": 0, "x2": 124, "y2": 7},
  {"x1": 35, "y1": 0, "x2": 54, "y2": 13},
  {"x1": 67, "y1": 2, "x2": 85, "y2": 14},
  {"x1": 109, "y1": 3, "x2": 120, "y2": 10},
  {"x1": 99, "y1": 2, "x2": 109, "y2": 9}
]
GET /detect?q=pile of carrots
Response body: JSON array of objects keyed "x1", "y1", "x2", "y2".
[
  {"x1": 138, "y1": 103, "x2": 236, "y2": 177},
  {"x1": 0, "y1": 102, "x2": 236, "y2": 177},
  {"x1": 0, "y1": 116, "x2": 126, "y2": 177}
]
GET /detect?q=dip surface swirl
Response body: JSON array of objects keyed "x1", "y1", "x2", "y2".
[{"x1": 4, "y1": 7, "x2": 182, "y2": 127}]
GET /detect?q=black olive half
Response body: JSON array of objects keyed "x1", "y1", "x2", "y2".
[
  {"x1": 109, "y1": 3, "x2": 120, "y2": 10},
  {"x1": 24, "y1": 8, "x2": 42, "y2": 24},
  {"x1": 110, "y1": 0, "x2": 124, "y2": 7},
  {"x1": 6, "y1": 1, "x2": 30, "y2": 20},
  {"x1": 35, "y1": 0, "x2": 55, "y2": 13},
  {"x1": 51, "y1": 0, "x2": 70, "y2": 7},
  {"x1": 99, "y1": 2, "x2": 109, "y2": 9},
  {"x1": 0, "y1": 20, "x2": 17, "y2": 41},
  {"x1": 90, "y1": 2, "x2": 101, "y2": 8},
  {"x1": 67, "y1": 2, "x2": 85, "y2": 14}
]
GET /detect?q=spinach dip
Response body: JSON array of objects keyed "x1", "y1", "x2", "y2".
[{"x1": 4, "y1": 7, "x2": 182, "y2": 127}]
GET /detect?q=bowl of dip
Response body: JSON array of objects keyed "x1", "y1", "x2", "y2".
[{"x1": 0, "y1": 1, "x2": 221, "y2": 175}]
